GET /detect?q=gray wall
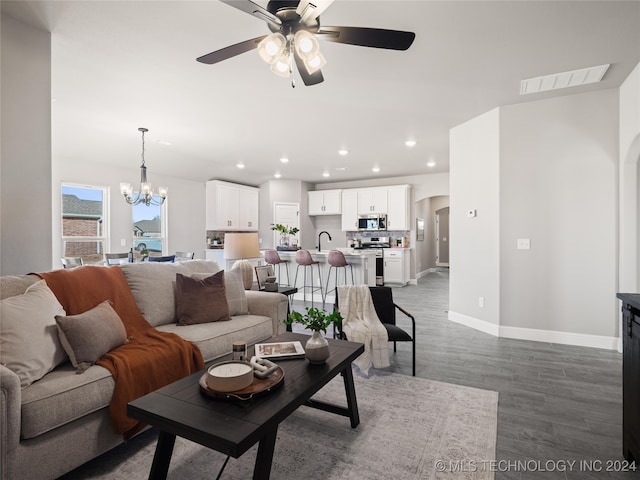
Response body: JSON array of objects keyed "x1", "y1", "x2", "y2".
[
  {"x1": 450, "y1": 108, "x2": 501, "y2": 327},
  {"x1": 450, "y1": 89, "x2": 620, "y2": 340},
  {"x1": 1, "y1": 15, "x2": 52, "y2": 275},
  {"x1": 415, "y1": 195, "x2": 450, "y2": 275}
]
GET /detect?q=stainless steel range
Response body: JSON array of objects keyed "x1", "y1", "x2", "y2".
[{"x1": 355, "y1": 236, "x2": 390, "y2": 285}]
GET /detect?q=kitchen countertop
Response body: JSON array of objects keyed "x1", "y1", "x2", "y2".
[{"x1": 271, "y1": 249, "x2": 378, "y2": 257}]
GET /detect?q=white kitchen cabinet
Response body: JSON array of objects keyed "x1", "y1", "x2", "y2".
[
  {"x1": 384, "y1": 249, "x2": 410, "y2": 285},
  {"x1": 308, "y1": 189, "x2": 342, "y2": 215},
  {"x1": 386, "y1": 185, "x2": 410, "y2": 230},
  {"x1": 341, "y1": 190, "x2": 359, "y2": 231},
  {"x1": 206, "y1": 180, "x2": 259, "y2": 231},
  {"x1": 357, "y1": 188, "x2": 388, "y2": 214}
]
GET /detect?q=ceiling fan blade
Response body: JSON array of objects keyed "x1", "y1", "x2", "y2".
[
  {"x1": 196, "y1": 36, "x2": 267, "y2": 65},
  {"x1": 317, "y1": 26, "x2": 415, "y2": 50},
  {"x1": 294, "y1": 51, "x2": 324, "y2": 86},
  {"x1": 219, "y1": 0, "x2": 282, "y2": 30},
  {"x1": 296, "y1": 0, "x2": 335, "y2": 25}
]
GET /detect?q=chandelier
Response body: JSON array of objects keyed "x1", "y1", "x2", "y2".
[
  {"x1": 257, "y1": 29, "x2": 326, "y2": 79},
  {"x1": 120, "y1": 128, "x2": 167, "y2": 207}
]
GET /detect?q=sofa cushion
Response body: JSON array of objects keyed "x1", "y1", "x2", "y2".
[
  {"x1": 192, "y1": 268, "x2": 248, "y2": 316},
  {"x1": 120, "y1": 260, "x2": 221, "y2": 327},
  {"x1": 157, "y1": 314, "x2": 273, "y2": 362},
  {"x1": 20, "y1": 363, "x2": 115, "y2": 439},
  {"x1": 0, "y1": 274, "x2": 39, "y2": 300},
  {"x1": 0, "y1": 280, "x2": 67, "y2": 387},
  {"x1": 55, "y1": 300, "x2": 128, "y2": 373},
  {"x1": 175, "y1": 272, "x2": 230, "y2": 325}
]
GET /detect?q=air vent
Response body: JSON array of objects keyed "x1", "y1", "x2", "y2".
[{"x1": 520, "y1": 64, "x2": 610, "y2": 95}]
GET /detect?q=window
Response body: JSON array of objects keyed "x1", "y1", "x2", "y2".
[
  {"x1": 61, "y1": 184, "x2": 108, "y2": 263},
  {"x1": 132, "y1": 197, "x2": 167, "y2": 257}
]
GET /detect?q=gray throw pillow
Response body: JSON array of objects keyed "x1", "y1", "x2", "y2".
[
  {"x1": 191, "y1": 268, "x2": 248, "y2": 316},
  {"x1": 55, "y1": 300, "x2": 127, "y2": 374},
  {"x1": 175, "y1": 271, "x2": 230, "y2": 325},
  {"x1": 0, "y1": 280, "x2": 67, "y2": 387}
]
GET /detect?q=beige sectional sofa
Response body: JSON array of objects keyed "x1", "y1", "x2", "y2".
[{"x1": 0, "y1": 260, "x2": 288, "y2": 480}]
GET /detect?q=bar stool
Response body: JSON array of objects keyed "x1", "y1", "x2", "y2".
[
  {"x1": 264, "y1": 249, "x2": 290, "y2": 286},
  {"x1": 294, "y1": 249, "x2": 323, "y2": 307},
  {"x1": 325, "y1": 250, "x2": 354, "y2": 307}
]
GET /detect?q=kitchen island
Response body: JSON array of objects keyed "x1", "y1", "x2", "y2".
[{"x1": 273, "y1": 249, "x2": 377, "y2": 306}]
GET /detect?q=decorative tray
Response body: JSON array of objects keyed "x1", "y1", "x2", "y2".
[
  {"x1": 198, "y1": 366, "x2": 284, "y2": 401},
  {"x1": 276, "y1": 246, "x2": 300, "y2": 251}
]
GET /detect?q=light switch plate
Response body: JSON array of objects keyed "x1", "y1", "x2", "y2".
[
  {"x1": 517, "y1": 238, "x2": 530, "y2": 250},
  {"x1": 120, "y1": 238, "x2": 126, "y2": 247}
]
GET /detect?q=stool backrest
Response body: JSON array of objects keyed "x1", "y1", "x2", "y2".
[
  {"x1": 295, "y1": 249, "x2": 314, "y2": 265},
  {"x1": 327, "y1": 250, "x2": 348, "y2": 267},
  {"x1": 264, "y1": 249, "x2": 281, "y2": 264}
]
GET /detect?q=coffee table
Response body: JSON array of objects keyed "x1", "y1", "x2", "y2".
[{"x1": 127, "y1": 332, "x2": 365, "y2": 480}]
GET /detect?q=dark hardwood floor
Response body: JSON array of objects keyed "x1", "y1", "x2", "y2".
[{"x1": 292, "y1": 270, "x2": 636, "y2": 480}]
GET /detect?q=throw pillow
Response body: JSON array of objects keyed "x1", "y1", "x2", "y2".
[
  {"x1": 175, "y1": 271, "x2": 230, "y2": 325},
  {"x1": 0, "y1": 280, "x2": 67, "y2": 387},
  {"x1": 55, "y1": 300, "x2": 128, "y2": 374},
  {"x1": 191, "y1": 268, "x2": 248, "y2": 316}
]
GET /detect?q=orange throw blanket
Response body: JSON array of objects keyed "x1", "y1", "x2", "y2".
[{"x1": 38, "y1": 266, "x2": 204, "y2": 439}]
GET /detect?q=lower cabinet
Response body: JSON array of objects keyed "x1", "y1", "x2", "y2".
[{"x1": 384, "y1": 249, "x2": 410, "y2": 285}]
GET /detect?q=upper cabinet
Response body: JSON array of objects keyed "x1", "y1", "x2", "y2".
[
  {"x1": 341, "y1": 190, "x2": 359, "y2": 231},
  {"x1": 206, "y1": 180, "x2": 259, "y2": 231},
  {"x1": 357, "y1": 188, "x2": 388, "y2": 214},
  {"x1": 340, "y1": 184, "x2": 410, "y2": 231},
  {"x1": 308, "y1": 189, "x2": 342, "y2": 215},
  {"x1": 387, "y1": 185, "x2": 410, "y2": 230}
]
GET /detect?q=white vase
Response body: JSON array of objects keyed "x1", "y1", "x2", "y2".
[{"x1": 305, "y1": 330, "x2": 330, "y2": 364}]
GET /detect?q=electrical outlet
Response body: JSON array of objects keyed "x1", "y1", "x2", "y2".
[
  {"x1": 479, "y1": 296, "x2": 485, "y2": 308},
  {"x1": 517, "y1": 238, "x2": 530, "y2": 250}
]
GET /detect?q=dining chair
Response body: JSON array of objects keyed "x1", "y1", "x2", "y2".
[
  {"x1": 60, "y1": 257, "x2": 83, "y2": 269},
  {"x1": 105, "y1": 252, "x2": 129, "y2": 265},
  {"x1": 147, "y1": 255, "x2": 176, "y2": 263},
  {"x1": 175, "y1": 251, "x2": 195, "y2": 261}
]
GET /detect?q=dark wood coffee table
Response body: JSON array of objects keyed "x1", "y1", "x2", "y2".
[{"x1": 127, "y1": 332, "x2": 364, "y2": 480}]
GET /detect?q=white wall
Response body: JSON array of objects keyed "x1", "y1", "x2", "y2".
[
  {"x1": 449, "y1": 108, "x2": 501, "y2": 330},
  {"x1": 619, "y1": 62, "x2": 640, "y2": 294},
  {"x1": 1, "y1": 14, "x2": 52, "y2": 275},
  {"x1": 52, "y1": 158, "x2": 206, "y2": 267},
  {"x1": 500, "y1": 90, "x2": 619, "y2": 339}
]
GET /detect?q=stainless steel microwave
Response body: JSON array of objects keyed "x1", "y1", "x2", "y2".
[{"x1": 358, "y1": 214, "x2": 387, "y2": 231}]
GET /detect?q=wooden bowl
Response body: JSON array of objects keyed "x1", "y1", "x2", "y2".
[{"x1": 206, "y1": 361, "x2": 254, "y2": 393}]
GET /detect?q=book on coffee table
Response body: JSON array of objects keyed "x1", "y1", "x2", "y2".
[{"x1": 255, "y1": 340, "x2": 305, "y2": 359}]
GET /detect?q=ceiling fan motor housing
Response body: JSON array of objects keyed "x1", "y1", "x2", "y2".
[{"x1": 267, "y1": 0, "x2": 320, "y2": 34}]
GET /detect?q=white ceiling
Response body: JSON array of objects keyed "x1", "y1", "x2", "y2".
[{"x1": 3, "y1": 1, "x2": 639, "y2": 186}]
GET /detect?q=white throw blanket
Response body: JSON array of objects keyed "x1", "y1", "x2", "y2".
[{"x1": 337, "y1": 285, "x2": 389, "y2": 375}]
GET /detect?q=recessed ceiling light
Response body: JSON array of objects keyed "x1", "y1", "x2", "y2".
[
  {"x1": 153, "y1": 140, "x2": 173, "y2": 146},
  {"x1": 405, "y1": 140, "x2": 416, "y2": 147},
  {"x1": 426, "y1": 160, "x2": 436, "y2": 168},
  {"x1": 335, "y1": 167, "x2": 348, "y2": 171},
  {"x1": 338, "y1": 149, "x2": 349, "y2": 156},
  {"x1": 236, "y1": 162, "x2": 245, "y2": 169},
  {"x1": 274, "y1": 172, "x2": 281, "y2": 178},
  {"x1": 322, "y1": 172, "x2": 330, "y2": 177},
  {"x1": 280, "y1": 157, "x2": 289, "y2": 163},
  {"x1": 372, "y1": 167, "x2": 380, "y2": 173}
]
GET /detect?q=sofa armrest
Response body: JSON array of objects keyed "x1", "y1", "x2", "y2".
[
  {"x1": 1, "y1": 365, "x2": 21, "y2": 459},
  {"x1": 245, "y1": 291, "x2": 288, "y2": 336}
]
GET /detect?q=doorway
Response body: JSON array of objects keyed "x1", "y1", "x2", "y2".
[{"x1": 435, "y1": 207, "x2": 450, "y2": 267}]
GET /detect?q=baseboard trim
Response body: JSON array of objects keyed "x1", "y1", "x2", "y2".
[
  {"x1": 448, "y1": 310, "x2": 619, "y2": 350},
  {"x1": 448, "y1": 311, "x2": 500, "y2": 337},
  {"x1": 499, "y1": 325, "x2": 619, "y2": 350},
  {"x1": 415, "y1": 268, "x2": 439, "y2": 279}
]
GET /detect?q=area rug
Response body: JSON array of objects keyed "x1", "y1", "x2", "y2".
[{"x1": 59, "y1": 371, "x2": 498, "y2": 480}]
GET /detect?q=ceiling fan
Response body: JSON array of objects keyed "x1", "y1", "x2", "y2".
[{"x1": 196, "y1": 0, "x2": 416, "y2": 86}]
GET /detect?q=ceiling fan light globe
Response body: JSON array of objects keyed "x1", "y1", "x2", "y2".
[
  {"x1": 271, "y1": 54, "x2": 291, "y2": 77},
  {"x1": 258, "y1": 33, "x2": 286, "y2": 64},
  {"x1": 294, "y1": 30, "x2": 319, "y2": 58},
  {"x1": 304, "y1": 52, "x2": 326, "y2": 74}
]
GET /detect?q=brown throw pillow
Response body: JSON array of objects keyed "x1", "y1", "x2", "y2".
[
  {"x1": 55, "y1": 300, "x2": 127, "y2": 374},
  {"x1": 175, "y1": 271, "x2": 230, "y2": 325}
]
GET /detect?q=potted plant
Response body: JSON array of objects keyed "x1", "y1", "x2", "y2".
[
  {"x1": 271, "y1": 224, "x2": 290, "y2": 247},
  {"x1": 284, "y1": 307, "x2": 343, "y2": 364}
]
